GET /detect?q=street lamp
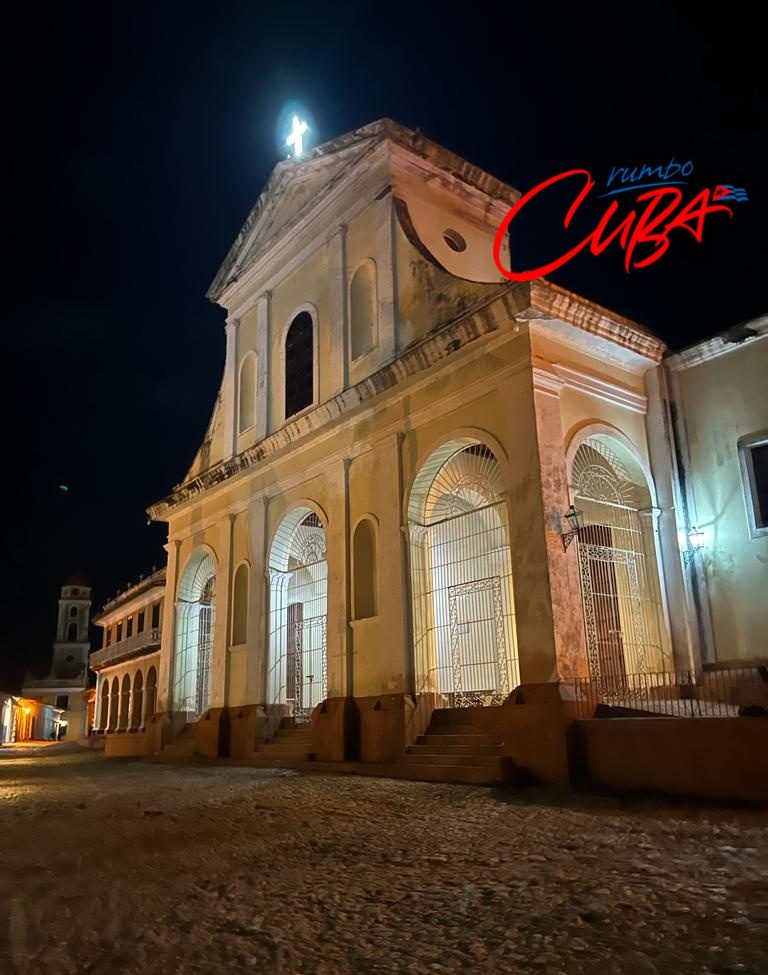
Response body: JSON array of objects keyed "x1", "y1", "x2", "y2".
[
  {"x1": 683, "y1": 525, "x2": 705, "y2": 565},
  {"x1": 562, "y1": 505, "x2": 584, "y2": 550}
]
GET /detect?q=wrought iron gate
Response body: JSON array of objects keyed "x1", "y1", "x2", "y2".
[
  {"x1": 291, "y1": 615, "x2": 327, "y2": 721},
  {"x1": 446, "y1": 576, "x2": 510, "y2": 707},
  {"x1": 196, "y1": 601, "x2": 213, "y2": 717}
]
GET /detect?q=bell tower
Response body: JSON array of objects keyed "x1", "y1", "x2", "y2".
[{"x1": 51, "y1": 573, "x2": 92, "y2": 680}]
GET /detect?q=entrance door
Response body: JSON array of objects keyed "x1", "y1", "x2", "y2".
[
  {"x1": 579, "y1": 525, "x2": 628, "y2": 689},
  {"x1": 447, "y1": 577, "x2": 509, "y2": 707},
  {"x1": 286, "y1": 602, "x2": 303, "y2": 704}
]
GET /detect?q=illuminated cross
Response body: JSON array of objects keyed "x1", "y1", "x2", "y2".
[{"x1": 286, "y1": 115, "x2": 309, "y2": 158}]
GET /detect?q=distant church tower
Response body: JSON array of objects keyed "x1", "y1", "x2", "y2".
[
  {"x1": 21, "y1": 572, "x2": 93, "y2": 738},
  {"x1": 52, "y1": 574, "x2": 92, "y2": 680}
]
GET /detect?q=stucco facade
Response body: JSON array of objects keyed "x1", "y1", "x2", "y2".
[
  {"x1": 662, "y1": 321, "x2": 768, "y2": 665},
  {"x1": 136, "y1": 120, "x2": 689, "y2": 762}
]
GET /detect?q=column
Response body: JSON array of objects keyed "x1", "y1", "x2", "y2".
[
  {"x1": 375, "y1": 193, "x2": 397, "y2": 364},
  {"x1": 266, "y1": 568, "x2": 292, "y2": 707},
  {"x1": 382, "y1": 432, "x2": 413, "y2": 694},
  {"x1": 328, "y1": 224, "x2": 348, "y2": 396},
  {"x1": 221, "y1": 317, "x2": 239, "y2": 459},
  {"x1": 211, "y1": 514, "x2": 235, "y2": 709},
  {"x1": 157, "y1": 538, "x2": 181, "y2": 714},
  {"x1": 255, "y1": 293, "x2": 270, "y2": 441},
  {"x1": 246, "y1": 496, "x2": 268, "y2": 703},
  {"x1": 503, "y1": 364, "x2": 587, "y2": 683}
]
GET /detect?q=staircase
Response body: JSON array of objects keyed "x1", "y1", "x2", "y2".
[
  {"x1": 249, "y1": 719, "x2": 315, "y2": 767},
  {"x1": 158, "y1": 722, "x2": 199, "y2": 759},
  {"x1": 399, "y1": 708, "x2": 511, "y2": 785}
]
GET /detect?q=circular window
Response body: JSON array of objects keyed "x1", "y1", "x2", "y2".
[
  {"x1": 65, "y1": 655, "x2": 74, "y2": 663},
  {"x1": 442, "y1": 229, "x2": 467, "y2": 253}
]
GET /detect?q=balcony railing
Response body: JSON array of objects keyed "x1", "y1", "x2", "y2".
[{"x1": 90, "y1": 628, "x2": 161, "y2": 670}]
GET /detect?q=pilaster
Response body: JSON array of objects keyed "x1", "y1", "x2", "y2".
[
  {"x1": 211, "y1": 513, "x2": 235, "y2": 708},
  {"x1": 157, "y1": 538, "x2": 181, "y2": 714},
  {"x1": 328, "y1": 224, "x2": 348, "y2": 395},
  {"x1": 375, "y1": 193, "x2": 397, "y2": 364},
  {"x1": 255, "y1": 293, "x2": 270, "y2": 441},
  {"x1": 222, "y1": 317, "x2": 239, "y2": 459}
]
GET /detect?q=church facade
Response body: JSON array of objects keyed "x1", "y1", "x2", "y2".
[{"x1": 134, "y1": 119, "x2": 709, "y2": 766}]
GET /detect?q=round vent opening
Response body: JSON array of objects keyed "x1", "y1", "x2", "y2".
[{"x1": 442, "y1": 228, "x2": 467, "y2": 253}]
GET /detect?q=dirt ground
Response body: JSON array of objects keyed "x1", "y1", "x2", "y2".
[{"x1": 0, "y1": 744, "x2": 767, "y2": 975}]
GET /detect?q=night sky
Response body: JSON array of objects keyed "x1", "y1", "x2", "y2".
[{"x1": 2, "y1": 2, "x2": 763, "y2": 688}]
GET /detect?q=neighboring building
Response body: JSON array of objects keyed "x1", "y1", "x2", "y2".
[
  {"x1": 22, "y1": 575, "x2": 92, "y2": 739},
  {"x1": 1, "y1": 694, "x2": 63, "y2": 744},
  {"x1": 90, "y1": 567, "x2": 164, "y2": 735},
  {"x1": 660, "y1": 317, "x2": 768, "y2": 667},
  {"x1": 133, "y1": 117, "x2": 706, "y2": 764}
]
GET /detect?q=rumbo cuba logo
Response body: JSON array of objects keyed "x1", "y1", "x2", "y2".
[{"x1": 492, "y1": 158, "x2": 748, "y2": 281}]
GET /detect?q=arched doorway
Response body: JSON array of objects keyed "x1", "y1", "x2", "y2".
[
  {"x1": 408, "y1": 440, "x2": 519, "y2": 707},
  {"x1": 173, "y1": 551, "x2": 216, "y2": 720},
  {"x1": 131, "y1": 671, "x2": 143, "y2": 729},
  {"x1": 99, "y1": 681, "x2": 110, "y2": 732},
  {"x1": 145, "y1": 666, "x2": 157, "y2": 722},
  {"x1": 119, "y1": 675, "x2": 130, "y2": 730},
  {"x1": 108, "y1": 677, "x2": 119, "y2": 731},
  {"x1": 571, "y1": 435, "x2": 671, "y2": 684},
  {"x1": 268, "y1": 507, "x2": 328, "y2": 720}
]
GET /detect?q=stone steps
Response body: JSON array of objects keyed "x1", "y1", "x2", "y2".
[
  {"x1": 416, "y1": 733, "x2": 501, "y2": 747},
  {"x1": 402, "y1": 752, "x2": 501, "y2": 768},
  {"x1": 405, "y1": 742, "x2": 502, "y2": 756}
]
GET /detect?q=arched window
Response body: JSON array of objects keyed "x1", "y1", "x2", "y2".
[
  {"x1": 67, "y1": 622, "x2": 78, "y2": 641},
  {"x1": 231, "y1": 563, "x2": 249, "y2": 645},
  {"x1": 353, "y1": 518, "x2": 377, "y2": 619},
  {"x1": 284, "y1": 311, "x2": 314, "y2": 419},
  {"x1": 350, "y1": 260, "x2": 377, "y2": 360},
  {"x1": 69, "y1": 606, "x2": 78, "y2": 618},
  {"x1": 238, "y1": 353, "x2": 257, "y2": 433}
]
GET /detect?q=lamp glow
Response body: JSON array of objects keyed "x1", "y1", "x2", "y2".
[{"x1": 286, "y1": 115, "x2": 309, "y2": 158}]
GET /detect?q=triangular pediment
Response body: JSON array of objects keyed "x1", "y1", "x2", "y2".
[{"x1": 207, "y1": 123, "x2": 390, "y2": 301}]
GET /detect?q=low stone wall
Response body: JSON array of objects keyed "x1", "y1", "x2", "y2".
[
  {"x1": 571, "y1": 716, "x2": 768, "y2": 804},
  {"x1": 104, "y1": 730, "x2": 154, "y2": 758}
]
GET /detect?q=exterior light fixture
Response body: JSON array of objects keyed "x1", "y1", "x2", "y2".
[
  {"x1": 683, "y1": 525, "x2": 705, "y2": 565},
  {"x1": 562, "y1": 505, "x2": 584, "y2": 550}
]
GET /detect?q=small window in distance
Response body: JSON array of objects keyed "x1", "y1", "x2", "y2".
[
  {"x1": 116, "y1": 622, "x2": 123, "y2": 641},
  {"x1": 138, "y1": 609, "x2": 145, "y2": 633},
  {"x1": 72, "y1": 588, "x2": 80, "y2": 596},
  {"x1": 106, "y1": 627, "x2": 112, "y2": 647},
  {"x1": 151, "y1": 603, "x2": 161, "y2": 629},
  {"x1": 353, "y1": 518, "x2": 377, "y2": 620},
  {"x1": 231, "y1": 564, "x2": 249, "y2": 645},
  {"x1": 55, "y1": 695, "x2": 69, "y2": 710},
  {"x1": 350, "y1": 260, "x2": 377, "y2": 361},
  {"x1": 239, "y1": 353, "x2": 257, "y2": 432},
  {"x1": 67, "y1": 622, "x2": 78, "y2": 641},
  {"x1": 284, "y1": 311, "x2": 314, "y2": 419},
  {"x1": 126, "y1": 616, "x2": 134, "y2": 638},
  {"x1": 739, "y1": 432, "x2": 768, "y2": 537},
  {"x1": 69, "y1": 606, "x2": 78, "y2": 618}
]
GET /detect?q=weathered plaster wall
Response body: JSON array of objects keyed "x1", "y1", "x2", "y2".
[{"x1": 674, "y1": 338, "x2": 768, "y2": 661}]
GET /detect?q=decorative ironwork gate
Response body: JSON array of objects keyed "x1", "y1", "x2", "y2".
[
  {"x1": 291, "y1": 615, "x2": 327, "y2": 721},
  {"x1": 572, "y1": 437, "x2": 668, "y2": 686},
  {"x1": 447, "y1": 576, "x2": 510, "y2": 707}
]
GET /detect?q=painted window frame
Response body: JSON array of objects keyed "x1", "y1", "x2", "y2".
[{"x1": 738, "y1": 429, "x2": 768, "y2": 538}]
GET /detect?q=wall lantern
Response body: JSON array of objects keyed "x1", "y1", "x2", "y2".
[
  {"x1": 683, "y1": 525, "x2": 705, "y2": 565},
  {"x1": 561, "y1": 505, "x2": 584, "y2": 550}
]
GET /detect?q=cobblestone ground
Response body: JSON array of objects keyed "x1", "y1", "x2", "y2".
[{"x1": 1, "y1": 746, "x2": 767, "y2": 975}]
